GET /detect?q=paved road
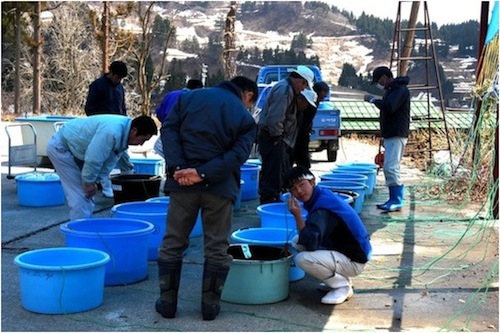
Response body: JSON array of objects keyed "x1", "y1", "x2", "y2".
[{"x1": 1, "y1": 138, "x2": 498, "y2": 332}]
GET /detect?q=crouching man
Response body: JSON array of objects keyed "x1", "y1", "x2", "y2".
[{"x1": 284, "y1": 166, "x2": 372, "y2": 304}]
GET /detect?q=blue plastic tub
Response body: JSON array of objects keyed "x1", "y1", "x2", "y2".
[
  {"x1": 221, "y1": 244, "x2": 292, "y2": 304},
  {"x1": 257, "y1": 202, "x2": 307, "y2": 230},
  {"x1": 231, "y1": 227, "x2": 304, "y2": 281},
  {"x1": 320, "y1": 172, "x2": 369, "y2": 186},
  {"x1": 15, "y1": 172, "x2": 65, "y2": 207},
  {"x1": 14, "y1": 247, "x2": 110, "y2": 314},
  {"x1": 60, "y1": 218, "x2": 153, "y2": 286},
  {"x1": 240, "y1": 163, "x2": 261, "y2": 201},
  {"x1": 331, "y1": 166, "x2": 377, "y2": 196},
  {"x1": 145, "y1": 197, "x2": 203, "y2": 239},
  {"x1": 130, "y1": 158, "x2": 165, "y2": 175},
  {"x1": 317, "y1": 180, "x2": 366, "y2": 213},
  {"x1": 234, "y1": 179, "x2": 244, "y2": 210},
  {"x1": 336, "y1": 162, "x2": 379, "y2": 170},
  {"x1": 280, "y1": 191, "x2": 353, "y2": 205}
]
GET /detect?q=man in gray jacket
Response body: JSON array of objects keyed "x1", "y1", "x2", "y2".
[{"x1": 257, "y1": 65, "x2": 315, "y2": 204}]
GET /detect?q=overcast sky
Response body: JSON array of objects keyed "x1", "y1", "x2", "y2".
[{"x1": 324, "y1": 0, "x2": 496, "y2": 26}]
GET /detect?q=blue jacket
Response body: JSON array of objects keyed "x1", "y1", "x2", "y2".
[
  {"x1": 299, "y1": 186, "x2": 372, "y2": 263},
  {"x1": 161, "y1": 81, "x2": 257, "y2": 202},
  {"x1": 373, "y1": 76, "x2": 410, "y2": 139},
  {"x1": 85, "y1": 75, "x2": 126, "y2": 116},
  {"x1": 57, "y1": 115, "x2": 132, "y2": 186},
  {"x1": 155, "y1": 89, "x2": 188, "y2": 123}
]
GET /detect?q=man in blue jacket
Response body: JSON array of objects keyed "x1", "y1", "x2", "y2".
[
  {"x1": 364, "y1": 66, "x2": 410, "y2": 212},
  {"x1": 47, "y1": 115, "x2": 157, "y2": 220},
  {"x1": 285, "y1": 166, "x2": 372, "y2": 305},
  {"x1": 156, "y1": 76, "x2": 258, "y2": 321},
  {"x1": 153, "y1": 79, "x2": 204, "y2": 158}
]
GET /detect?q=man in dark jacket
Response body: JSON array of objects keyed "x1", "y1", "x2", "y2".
[
  {"x1": 285, "y1": 166, "x2": 372, "y2": 305},
  {"x1": 156, "y1": 76, "x2": 258, "y2": 321},
  {"x1": 85, "y1": 60, "x2": 128, "y2": 116},
  {"x1": 293, "y1": 81, "x2": 330, "y2": 168},
  {"x1": 84, "y1": 60, "x2": 133, "y2": 197},
  {"x1": 364, "y1": 66, "x2": 410, "y2": 212}
]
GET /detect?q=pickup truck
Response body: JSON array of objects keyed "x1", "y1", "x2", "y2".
[
  {"x1": 252, "y1": 84, "x2": 340, "y2": 162},
  {"x1": 255, "y1": 64, "x2": 330, "y2": 100}
]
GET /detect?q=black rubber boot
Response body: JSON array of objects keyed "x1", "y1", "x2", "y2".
[
  {"x1": 201, "y1": 260, "x2": 230, "y2": 321},
  {"x1": 155, "y1": 259, "x2": 182, "y2": 319}
]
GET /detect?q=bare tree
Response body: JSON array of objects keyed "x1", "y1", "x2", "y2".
[
  {"x1": 40, "y1": 2, "x2": 101, "y2": 114},
  {"x1": 129, "y1": 1, "x2": 175, "y2": 115}
]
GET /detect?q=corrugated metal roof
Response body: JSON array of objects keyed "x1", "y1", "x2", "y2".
[{"x1": 333, "y1": 99, "x2": 473, "y2": 132}]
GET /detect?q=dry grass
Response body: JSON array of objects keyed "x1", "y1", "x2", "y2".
[{"x1": 353, "y1": 128, "x2": 495, "y2": 206}]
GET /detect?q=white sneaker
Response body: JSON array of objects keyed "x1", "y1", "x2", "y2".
[
  {"x1": 323, "y1": 274, "x2": 352, "y2": 289},
  {"x1": 321, "y1": 285, "x2": 354, "y2": 305}
]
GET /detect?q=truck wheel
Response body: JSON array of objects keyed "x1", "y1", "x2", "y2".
[{"x1": 327, "y1": 149, "x2": 337, "y2": 162}]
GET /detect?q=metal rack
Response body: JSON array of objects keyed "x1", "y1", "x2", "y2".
[
  {"x1": 5, "y1": 123, "x2": 37, "y2": 179},
  {"x1": 390, "y1": 1, "x2": 453, "y2": 164}
]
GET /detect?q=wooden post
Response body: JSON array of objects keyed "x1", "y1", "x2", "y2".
[
  {"x1": 33, "y1": 1, "x2": 41, "y2": 114},
  {"x1": 101, "y1": 2, "x2": 109, "y2": 75},
  {"x1": 14, "y1": 4, "x2": 21, "y2": 115},
  {"x1": 400, "y1": 1, "x2": 420, "y2": 76},
  {"x1": 222, "y1": 2, "x2": 237, "y2": 80}
]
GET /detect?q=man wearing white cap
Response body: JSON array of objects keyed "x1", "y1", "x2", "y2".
[{"x1": 257, "y1": 65, "x2": 315, "y2": 205}]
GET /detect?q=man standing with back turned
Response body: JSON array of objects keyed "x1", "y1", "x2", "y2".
[
  {"x1": 364, "y1": 66, "x2": 410, "y2": 212},
  {"x1": 156, "y1": 76, "x2": 258, "y2": 321}
]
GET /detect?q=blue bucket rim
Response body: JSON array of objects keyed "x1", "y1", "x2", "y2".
[
  {"x1": 320, "y1": 173, "x2": 368, "y2": 180},
  {"x1": 228, "y1": 244, "x2": 293, "y2": 264},
  {"x1": 145, "y1": 196, "x2": 170, "y2": 203},
  {"x1": 111, "y1": 201, "x2": 168, "y2": 215},
  {"x1": 60, "y1": 218, "x2": 155, "y2": 238},
  {"x1": 241, "y1": 163, "x2": 261, "y2": 170},
  {"x1": 318, "y1": 180, "x2": 367, "y2": 189},
  {"x1": 14, "y1": 247, "x2": 110, "y2": 271},
  {"x1": 332, "y1": 166, "x2": 377, "y2": 174},
  {"x1": 129, "y1": 158, "x2": 164, "y2": 163},
  {"x1": 336, "y1": 162, "x2": 379, "y2": 168},
  {"x1": 256, "y1": 202, "x2": 306, "y2": 217},
  {"x1": 231, "y1": 227, "x2": 297, "y2": 244},
  {"x1": 14, "y1": 172, "x2": 61, "y2": 182}
]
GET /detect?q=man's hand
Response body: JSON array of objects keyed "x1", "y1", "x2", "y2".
[
  {"x1": 173, "y1": 168, "x2": 203, "y2": 186},
  {"x1": 364, "y1": 94, "x2": 376, "y2": 103},
  {"x1": 287, "y1": 195, "x2": 302, "y2": 217},
  {"x1": 84, "y1": 184, "x2": 98, "y2": 199}
]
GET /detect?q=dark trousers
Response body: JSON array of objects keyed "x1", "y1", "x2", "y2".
[
  {"x1": 257, "y1": 135, "x2": 291, "y2": 204},
  {"x1": 158, "y1": 191, "x2": 233, "y2": 267},
  {"x1": 292, "y1": 131, "x2": 311, "y2": 169}
]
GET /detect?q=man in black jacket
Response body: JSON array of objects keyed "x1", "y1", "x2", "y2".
[
  {"x1": 364, "y1": 66, "x2": 410, "y2": 212},
  {"x1": 156, "y1": 76, "x2": 258, "y2": 321},
  {"x1": 84, "y1": 61, "x2": 133, "y2": 197},
  {"x1": 85, "y1": 61, "x2": 127, "y2": 116}
]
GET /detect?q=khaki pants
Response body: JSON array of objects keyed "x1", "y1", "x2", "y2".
[
  {"x1": 158, "y1": 191, "x2": 234, "y2": 266},
  {"x1": 296, "y1": 250, "x2": 365, "y2": 280}
]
